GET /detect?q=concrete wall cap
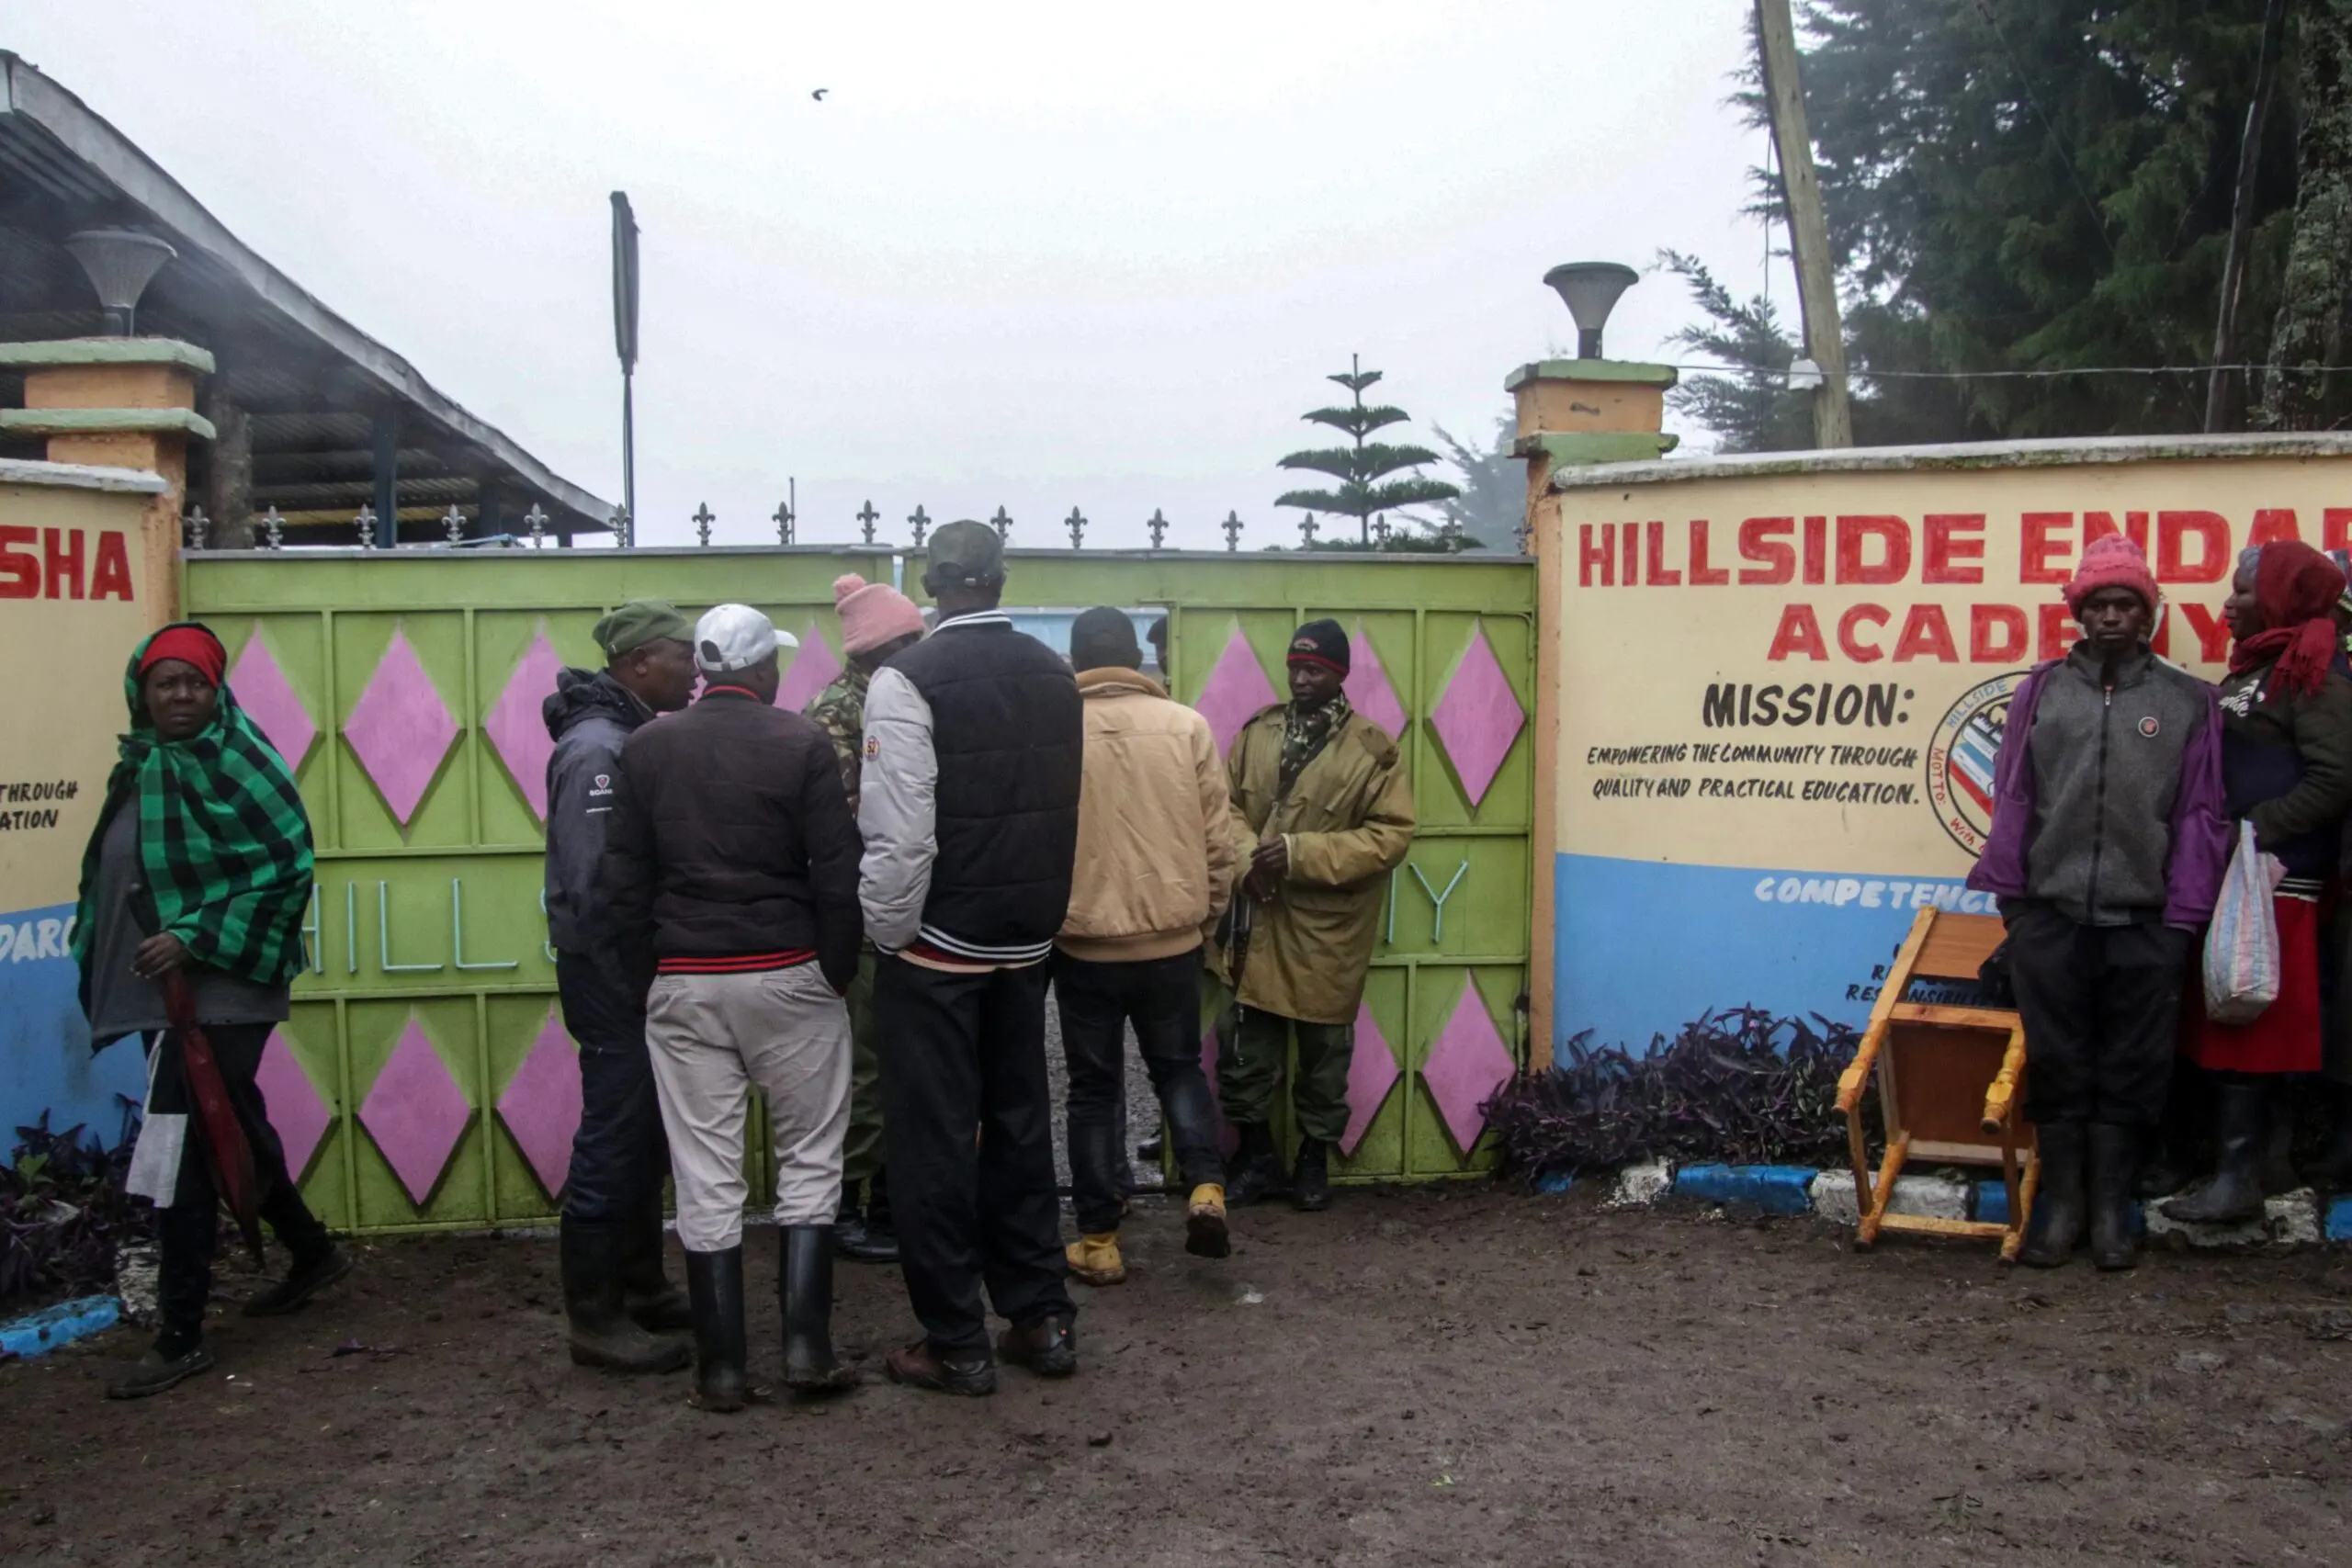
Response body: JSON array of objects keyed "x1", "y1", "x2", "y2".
[
  {"x1": 0, "y1": 407, "x2": 218, "y2": 440},
  {"x1": 0, "y1": 337, "x2": 216, "y2": 373},
  {"x1": 0, "y1": 456, "x2": 171, "y2": 494},
  {"x1": 1505, "y1": 359, "x2": 1680, "y2": 392},
  {"x1": 1548, "y1": 430, "x2": 2352, "y2": 492}
]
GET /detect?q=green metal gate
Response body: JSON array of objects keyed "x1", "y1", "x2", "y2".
[{"x1": 181, "y1": 545, "x2": 1534, "y2": 1235}]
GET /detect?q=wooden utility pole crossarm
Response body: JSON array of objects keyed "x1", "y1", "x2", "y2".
[{"x1": 1756, "y1": 0, "x2": 1855, "y2": 448}]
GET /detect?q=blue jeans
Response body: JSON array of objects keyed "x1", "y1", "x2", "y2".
[{"x1": 557, "y1": 950, "x2": 671, "y2": 1225}]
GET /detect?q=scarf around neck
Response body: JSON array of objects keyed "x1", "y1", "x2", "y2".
[
  {"x1": 2229, "y1": 540, "x2": 2346, "y2": 696},
  {"x1": 72, "y1": 624, "x2": 316, "y2": 992},
  {"x1": 1278, "y1": 693, "x2": 1353, "y2": 799}
]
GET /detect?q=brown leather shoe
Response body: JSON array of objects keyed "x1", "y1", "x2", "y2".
[
  {"x1": 996, "y1": 1314, "x2": 1078, "y2": 1378},
  {"x1": 883, "y1": 1340, "x2": 996, "y2": 1396}
]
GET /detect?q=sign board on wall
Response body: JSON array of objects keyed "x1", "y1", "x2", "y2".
[
  {"x1": 0, "y1": 468, "x2": 167, "y2": 1146},
  {"x1": 1543, "y1": 440, "x2": 2352, "y2": 1053}
]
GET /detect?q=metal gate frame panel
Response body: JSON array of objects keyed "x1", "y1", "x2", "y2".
[{"x1": 182, "y1": 546, "x2": 1535, "y2": 1233}]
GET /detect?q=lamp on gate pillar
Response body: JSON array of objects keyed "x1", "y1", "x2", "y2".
[
  {"x1": 0, "y1": 227, "x2": 213, "y2": 617},
  {"x1": 1506, "y1": 261, "x2": 1680, "y2": 553}
]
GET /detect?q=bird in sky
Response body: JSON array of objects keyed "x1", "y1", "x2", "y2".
[{"x1": 811, "y1": 88, "x2": 828, "y2": 101}]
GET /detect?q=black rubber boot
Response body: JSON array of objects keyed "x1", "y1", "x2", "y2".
[
  {"x1": 684, "y1": 1247, "x2": 750, "y2": 1413},
  {"x1": 781, "y1": 1225, "x2": 856, "y2": 1392},
  {"x1": 1225, "y1": 1124, "x2": 1283, "y2": 1207},
  {"x1": 2136, "y1": 1065, "x2": 2205, "y2": 1200},
  {"x1": 837, "y1": 1171, "x2": 900, "y2": 1263},
  {"x1": 2019, "y1": 1120, "x2": 2087, "y2": 1268},
  {"x1": 620, "y1": 1199, "x2": 692, "y2": 1333},
  {"x1": 560, "y1": 1217, "x2": 690, "y2": 1372},
  {"x1": 105, "y1": 1336, "x2": 214, "y2": 1400},
  {"x1": 1291, "y1": 1136, "x2": 1330, "y2": 1213},
  {"x1": 241, "y1": 1241, "x2": 353, "y2": 1318},
  {"x1": 2306, "y1": 1081, "x2": 2352, "y2": 1190},
  {"x1": 2163, "y1": 1079, "x2": 2269, "y2": 1225},
  {"x1": 2087, "y1": 1122, "x2": 2142, "y2": 1271}
]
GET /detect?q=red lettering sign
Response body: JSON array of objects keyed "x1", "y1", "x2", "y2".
[
  {"x1": 1737, "y1": 517, "x2": 1794, "y2": 585},
  {"x1": 1766, "y1": 604, "x2": 1828, "y2": 661}
]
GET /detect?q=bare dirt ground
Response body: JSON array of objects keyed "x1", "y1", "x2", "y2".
[{"x1": 3, "y1": 1185, "x2": 2348, "y2": 1568}]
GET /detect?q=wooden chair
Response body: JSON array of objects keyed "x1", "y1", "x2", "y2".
[{"x1": 1833, "y1": 908, "x2": 2036, "y2": 1261}]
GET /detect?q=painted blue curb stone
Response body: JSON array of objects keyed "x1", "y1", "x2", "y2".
[
  {"x1": 2327, "y1": 1195, "x2": 2352, "y2": 1244},
  {"x1": 0, "y1": 1295, "x2": 120, "y2": 1359},
  {"x1": 1673, "y1": 1164, "x2": 1816, "y2": 1215}
]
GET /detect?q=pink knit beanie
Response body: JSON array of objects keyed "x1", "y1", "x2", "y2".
[
  {"x1": 832, "y1": 573, "x2": 926, "y2": 656},
  {"x1": 2064, "y1": 534, "x2": 2160, "y2": 615}
]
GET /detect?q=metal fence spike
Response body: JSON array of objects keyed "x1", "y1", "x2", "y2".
[
  {"x1": 1221, "y1": 510, "x2": 1244, "y2": 552},
  {"x1": 182, "y1": 505, "x2": 209, "y2": 550},
  {"x1": 694, "y1": 502, "x2": 715, "y2": 547},
  {"x1": 908, "y1": 504, "x2": 930, "y2": 547},
  {"x1": 442, "y1": 503, "x2": 467, "y2": 544},
  {"x1": 524, "y1": 502, "x2": 548, "y2": 546},
  {"x1": 1066, "y1": 506, "x2": 1086, "y2": 548},
  {"x1": 262, "y1": 505, "x2": 286, "y2": 550},
  {"x1": 990, "y1": 505, "x2": 1012, "y2": 541},
  {"x1": 1147, "y1": 508, "x2": 1168, "y2": 549},
  {"x1": 774, "y1": 501, "x2": 795, "y2": 546}
]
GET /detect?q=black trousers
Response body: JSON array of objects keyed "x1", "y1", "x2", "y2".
[
  {"x1": 1054, "y1": 947, "x2": 1221, "y2": 1234},
  {"x1": 153, "y1": 1022, "x2": 332, "y2": 1348},
  {"x1": 556, "y1": 950, "x2": 671, "y2": 1225},
  {"x1": 876, "y1": 955, "x2": 1075, "y2": 1357},
  {"x1": 2003, "y1": 901, "x2": 2188, "y2": 1130}
]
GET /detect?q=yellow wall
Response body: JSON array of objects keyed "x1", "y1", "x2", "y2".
[{"x1": 1535, "y1": 446, "x2": 2352, "y2": 1051}]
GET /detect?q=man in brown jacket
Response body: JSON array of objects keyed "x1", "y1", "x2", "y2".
[
  {"x1": 1218, "y1": 619, "x2": 1416, "y2": 1211},
  {"x1": 1056, "y1": 608, "x2": 1238, "y2": 1285}
]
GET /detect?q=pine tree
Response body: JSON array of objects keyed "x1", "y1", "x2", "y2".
[
  {"x1": 2263, "y1": 0, "x2": 2352, "y2": 429},
  {"x1": 1276, "y1": 355, "x2": 1461, "y2": 544}
]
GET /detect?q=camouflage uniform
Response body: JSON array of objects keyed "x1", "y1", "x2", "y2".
[{"x1": 806, "y1": 667, "x2": 886, "y2": 1193}]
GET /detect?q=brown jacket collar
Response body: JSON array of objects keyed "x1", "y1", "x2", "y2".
[{"x1": 1075, "y1": 667, "x2": 1168, "y2": 700}]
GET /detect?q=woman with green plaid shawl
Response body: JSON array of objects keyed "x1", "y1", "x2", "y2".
[{"x1": 72, "y1": 622, "x2": 349, "y2": 1400}]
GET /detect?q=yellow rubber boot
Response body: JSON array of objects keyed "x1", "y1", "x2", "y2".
[
  {"x1": 1184, "y1": 1183, "x2": 1231, "y2": 1258},
  {"x1": 1065, "y1": 1233, "x2": 1125, "y2": 1286}
]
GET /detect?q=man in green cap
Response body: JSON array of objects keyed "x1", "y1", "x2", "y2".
[
  {"x1": 1217, "y1": 617, "x2": 1415, "y2": 1212},
  {"x1": 543, "y1": 600, "x2": 699, "y2": 1374}
]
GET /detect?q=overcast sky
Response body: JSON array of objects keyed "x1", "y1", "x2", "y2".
[{"x1": 16, "y1": 1, "x2": 1789, "y2": 549}]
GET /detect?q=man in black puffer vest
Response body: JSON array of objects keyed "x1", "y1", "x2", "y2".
[{"x1": 860, "y1": 520, "x2": 1083, "y2": 1396}]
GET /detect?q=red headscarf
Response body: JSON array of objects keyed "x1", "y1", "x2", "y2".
[
  {"x1": 138, "y1": 623, "x2": 228, "y2": 688},
  {"x1": 2228, "y1": 540, "x2": 2344, "y2": 695}
]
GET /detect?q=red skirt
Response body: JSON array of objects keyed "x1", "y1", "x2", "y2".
[{"x1": 2189, "y1": 893, "x2": 2324, "y2": 1075}]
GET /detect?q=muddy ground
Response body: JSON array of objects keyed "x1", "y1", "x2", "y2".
[{"x1": 2, "y1": 1185, "x2": 2348, "y2": 1567}]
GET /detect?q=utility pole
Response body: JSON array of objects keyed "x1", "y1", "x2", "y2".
[
  {"x1": 1756, "y1": 0, "x2": 1853, "y2": 448},
  {"x1": 2207, "y1": 0, "x2": 2292, "y2": 433}
]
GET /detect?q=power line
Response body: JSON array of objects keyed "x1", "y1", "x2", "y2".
[{"x1": 1676, "y1": 358, "x2": 2322, "y2": 383}]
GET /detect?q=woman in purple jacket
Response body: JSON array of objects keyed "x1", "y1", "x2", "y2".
[{"x1": 1966, "y1": 536, "x2": 2229, "y2": 1269}]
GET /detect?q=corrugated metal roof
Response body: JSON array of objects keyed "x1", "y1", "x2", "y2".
[{"x1": 0, "y1": 51, "x2": 614, "y2": 535}]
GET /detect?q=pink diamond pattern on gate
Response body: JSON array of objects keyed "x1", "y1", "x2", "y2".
[
  {"x1": 359, "y1": 1019, "x2": 474, "y2": 1206},
  {"x1": 483, "y1": 628, "x2": 565, "y2": 821},
  {"x1": 1429, "y1": 624, "x2": 1523, "y2": 808},
  {"x1": 497, "y1": 1010, "x2": 582, "y2": 1200},
  {"x1": 774, "y1": 621, "x2": 843, "y2": 714},
  {"x1": 1423, "y1": 977, "x2": 1516, "y2": 1155},
  {"x1": 1198, "y1": 1025, "x2": 1238, "y2": 1158},
  {"x1": 1340, "y1": 1000, "x2": 1400, "y2": 1158},
  {"x1": 345, "y1": 627, "x2": 459, "y2": 826},
  {"x1": 228, "y1": 626, "x2": 317, "y2": 772},
  {"x1": 1342, "y1": 621, "x2": 1410, "y2": 740},
  {"x1": 255, "y1": 1027, "x2": 331, "y2": 1181},
  {"x1": 1193, "y1": 624, "x2": 1280, "y2": 756}
]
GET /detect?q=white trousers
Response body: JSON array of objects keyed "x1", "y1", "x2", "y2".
[{"x1": 644, "y1": 965, "x2": 852, "y2": 1252}]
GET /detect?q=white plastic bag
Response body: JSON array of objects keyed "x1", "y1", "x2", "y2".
[{"x1": 2202, "y1": 819, "x2": 2285, "y2": 1025}]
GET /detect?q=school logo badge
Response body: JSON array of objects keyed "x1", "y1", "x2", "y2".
[
  {"x1": 1924, "y1": 671, "x2": 2028, "y2": 857},
  {"x1": 594, "y1": 773, "x2": 610, "y2": 790},
  {"x1": 2139, "y1": 716, "x2": 2160, "y2": 738}
]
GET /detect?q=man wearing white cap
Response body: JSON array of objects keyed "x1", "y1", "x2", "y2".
[{"x1": 602, "y1": 604, "x2": 865, "y2": 1412}]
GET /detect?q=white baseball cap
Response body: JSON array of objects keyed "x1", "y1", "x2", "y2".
[{"x1": 694, "y1": 604, "x2": 796, "y2": 673}]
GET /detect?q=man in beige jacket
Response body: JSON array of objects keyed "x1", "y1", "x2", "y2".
[{"x1": 1055, "y1": 606, "x2": 1238, "y2": 1285}]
